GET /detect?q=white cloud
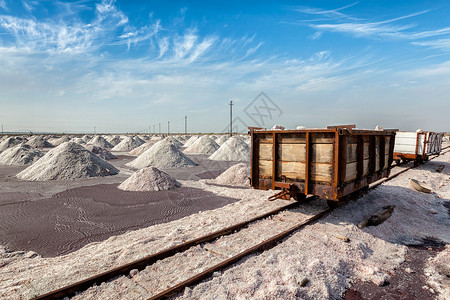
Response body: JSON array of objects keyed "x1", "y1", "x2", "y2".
[
  {"x1": 0, "y1": 0, "x2": 6, "y2": 10},
  {"x1": 412, "y1": 38, "x2": 450, "y2": 51}
]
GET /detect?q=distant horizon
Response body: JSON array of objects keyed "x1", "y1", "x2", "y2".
[{"x1": 1, "y1": 1, "x2": 449, "y2": 133}]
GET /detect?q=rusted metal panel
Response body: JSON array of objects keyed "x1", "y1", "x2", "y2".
[{"x1": 250, "y1": 126, "x2": 397, "y2": 202}]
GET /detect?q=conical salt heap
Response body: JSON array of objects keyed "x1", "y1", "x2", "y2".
[
  {"x1": 111, "y1": 136, "x2": 143, "y2": 152},
  {"x1": 17, "y1": 142, "x2": 119, "y2": 181},
  {"x1": 89, "y1": 136, "x2": 113, "y2": 149},
  {"x1": 50, "y1": 135, "x2": 72, "y2": 146},
  {"x1": 214, "y1": 163, "x2": 250, "y2": 186},
  {"x1": 215, "y1": 135, "x2": 228, "y2": 145},
  {"x1": 118, "y1": 166, "x2": 181, "y2": 191},
  {"x1": 165, "y1": 136, "x2": 183, "y2": 149},
  {"x1": 208, "y1": 136, "x2": 250, "y2": 161},
  {"x1": 26, "y1": 136, "x2": 53, "y2": 148},
  {"x1": 84, "y1": 144, "x2": 117, "y2": 160},
  {"x1": 106, "y1": 135, "x2": 122, "y2": 146},
  {"x1": 72, "y1": 138, "x2": 86, "y2": 145},
  {"x1": 0, "y1": 137, "x2": 24, "y2": 153},
  {"x1": 0, "y1": 144, "x2": 43, "y2": 165},
  {"x1": 184, "y1": 135, "x2": 219, "y2": 154},
  {"x1": 128, "y1": 142, "x2": 155, "y2": 156},
  {"x1": 126, "y1": 139, "x2": 197, "y2": 169},
  {"x1": 183, "y1": 135, "x2": 199, "y2": 148}
]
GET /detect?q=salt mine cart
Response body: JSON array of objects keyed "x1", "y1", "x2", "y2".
[
  {"x1": 249, "y1": 125, "x2": 397, "y2": 206},
  {"x1": 393, "y1": 131, "x2": 444, "y2": 165}
]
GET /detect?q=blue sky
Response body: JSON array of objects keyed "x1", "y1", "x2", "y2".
[{"x1": 0, "y1": 0, "x2": 449, "y2": 133}]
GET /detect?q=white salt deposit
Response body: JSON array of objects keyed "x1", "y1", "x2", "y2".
[
  {"x1": 183, "y1": 135, "x2": 199, "y2": 148},
  {"x1": 425, "y1": 246, "x2": 450, "y2": 300},
  {"x1": 184, "y1": 136, "x2": 219, "y2": 155},
  {"x1": 128, "y1": 142, "x2": 155, "y2": 156},
  {"x1": 88, "y1": 136, "x2": 113, "y2": 149},
  {"x1": 105, "y1": 136, "x2": 121, "y2": 146},
  {"x1": 133, "y1": 136, "x2": 146, "y2": 146},
  {"x1": 272, "y1": 124, "x2": 285, "y2": 130},
  {"x1": 82, "y1": 135, "x2": 91, "y2": 142},
  {"x1": 375, "y1": 125, "x2": 384, "y2": 131},
  {"x1": 118, "y1": 166, "x2": 181, "y2": 191},
  {"x1": 166, "y1": 136, "x2": 183, "y2": 148},
  {"x1": 25, "y1": 136, "x2": 53, "y2": 148},
  {"x1": 71, "y1": 138, "x2": 86, "y2": 145},
  {"x1": 111, "y1": 136, "x2": 143, "y2": 152},
  {"x1": 84, "y1": 144, "x2": 117, "y2": 160},
  {"x1": 213, "y1": 163, "x2": 250, "y2": 186},
  {"x1": 126, "y1": 139, "x2": 197, "y2": 169},
  {"x1": 50, "y1": 135, "x2": 71, "y2": 146},
  {"x1": 0, "y1": 144, "x2": 43, "y2": 165},
  {"x1": 0, "y1": 137, "x2": 24, "y2": 152},
  {"x1": 208, "y1": 136, "x2": 250, "y2": 161},
  {"x1": 215, "y1": 135, "x2": 228, "y2": 145},
  {"x1": 16, "y1": 142, "x2": 119, "y2": 181}
]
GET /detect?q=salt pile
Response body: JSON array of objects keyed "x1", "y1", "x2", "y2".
[
  {"x1": 166, "y1": 136, "x2": 183, "y2": 148},
  {"x1": 50, "y1": 135, "x2": 71, "y2": 146},
  {"x1": 0, "y1": 137, "x2": 24, "y2": 152},
  {"x1": 183, "y1": 135, "x2": 199, "y2": 148},
  {"x1": 111, "y1": 136, "x2": 143, "y2": 152},
  {"x1": 118, "y1": 166, "x2": 181, "y2": 191},
  {"x1": 88, "y1": 136, "x2": 113, "y2": 149},
  {"x1": 71, "y1": 138, "x2": 86, "y2": 145},
  {"x1": 208, "y1": 136, "x2": 250, "y2": 161},
  {"x1": 133, "y1": 136, "x2": 146, "y2": 145},
  {"x1": 81, "y1": 135, "x2": 91, "y2": 142},
  {"x1": 84, "y1": 144, "x2": 117, "y2": 160},
  {"x1": 215, "y1": 135, "x2": 228, "y2": 145},
  {"x1": 128, "y1": 142, "x2": 155, "y2": 156},
  {"x1": 17, "y1": 142, "x2": 119, "y2": 181},
  {"x1": 25, "y1": 136, "x2": 53, "y2": 148},
  {"x1": 106, "y1": 136, "x2": 122, "y2": 146},
  {"x1": 184, "y1": 136, "x2": 219, "y2": 155},
  {"x1": 214, "y1": 163, "x2": 250, "y2": 186},
  {"x1": 0, "y1": 144, "x2": 43, "y2": 165},
  {"x1": 126, "y1": 139, "x2": 197, "y2": 169}
]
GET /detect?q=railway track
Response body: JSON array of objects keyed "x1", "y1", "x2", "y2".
[{"x1": 32, "y1": 149, "x2": 449, "y2": 300}]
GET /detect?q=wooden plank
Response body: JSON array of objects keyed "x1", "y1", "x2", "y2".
[
  {"x1": 311, "y1": 133, "x2": 334, "y2": 144},
  {"x1": 345, "y1": 162, "x2": 357, "y2": 182},
  {"x1": 259, "y1": 143, "x2": 272, "y2": 160},
  {"x1": 276, "y1": 161, "x2": 333, "y2": 183},
  {"x1": 347, "y1": 143, "x2": 358, "y2": 163},
  {"x1": 364, "y1": 143, "x2": 370, "y2": 159},
  {"x1": 259, "y1": 160, "x2": 272, "y2": 177},
  {"x1": 278, "y1": 144, "x2": 305, "y2": 162},
  {"x1": 339, "y1": 136, "x2": 348, "y2": 184},
  {"x1": 363, "y1": 159, "x2": 369, "y2": 176},
  {"x1": 280, "y1": 133, "x2": 305, "y2": 144},
  {"x1": 258, "y1": 134, "x2": 274, "y2": 144},
  {"x1": 311, "y1": 144, "x2": 334, "y2": 163}
]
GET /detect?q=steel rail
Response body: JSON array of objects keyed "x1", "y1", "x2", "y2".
[
  {"x1": 32, "y1": 200, "x2": 306, "y2": 300},
  {"x1": 147, "y1": 149, "x2": 450, "y2": 299}
]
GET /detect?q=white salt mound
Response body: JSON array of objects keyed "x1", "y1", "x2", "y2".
[
  {"x1": 71, "y1": 138, "x2": 86, "y2": 145},
  {"x1": 111, "y1": 136, "x2": 142, "y2": 152},
  {"x1": 126, "y1": 139, "x2": 197, "y2": 169},
  {"x1": 184, "y1": 136, "x2": 219, "y2": 155},
  {"x1": 88, "y1": 136, "x2": 113, "y2": 149},
  {"x1": 0, "y1": 137, "x2": 24, "y2": 152},
  {"x1": 26, "y1": 136, "x2": 53, "y2": 148},
  {"x1": 118, "y1": 166, "x2": 181, "y2": 191},
  {"x1": 272, "y1": 124, "x2": 285, "y2": 130},
  {"x1": 215, "y1": 135, "x2": 228, "y2": 145},
  {"x1": 214, "y1": 163, "x2": 250, "y2": 186},
  {"x1": 133, "y1": 136, "x2": 146, "y2": 146},
  {"x1": 17, "y1": 142, "x2": 119, "y2": 181},
  {"x1": 165, "y1": 136, "x2": 183, "y2": 148},
  {"x1": 183, "y1": 135, "x2": 199, "y2": 148},
  {"x1": 208, "y1": 136, "x2": 250, "y2": 161},
  {"x1": 84, "y1": 144, "x2": 117, "y2": 160},
  {"x1": 81, "y1": 135, "x2": 91, "y2": 142},
  {"x1": 50, "y1": 135, "x2": 71, "y2": 146},
  {"x1": 128, "y1": 142, "x2": 155, "y2": 156},
  {"x1": 105, "y1": 136, "x2": 121, "y2": 146},
  {"x1": 0, "y1": 144, "x2": 43, "y2": 165}
]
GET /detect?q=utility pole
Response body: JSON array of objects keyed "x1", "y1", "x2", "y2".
[
  {"x1": 185, "y1": 115, "x2": 187, "y2": 135},
  {"x1": 229, "y1": 100, "x2": 233, "y2": 137},
  {"x1": 159, "y1": 123, "x2": 161, "y2": 135},
  {"x1": 167, "y1": 121, "x2": 170, "y2": 135}
]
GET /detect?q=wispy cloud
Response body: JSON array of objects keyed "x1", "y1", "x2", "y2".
[
  {"x1": 295, "y1": 2, "x2": 360, "y2": 21},
  {"x1": 0, "y1": 0, "x2": 6, "y2": 11},
  {"x1": 412, "y1": 38, "x2": 450, "y2": 52}
]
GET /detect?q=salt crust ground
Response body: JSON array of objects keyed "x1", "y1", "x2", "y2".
[
  {"x1": 425, "y1": 245, "x2": 450, "y2": 300},
  {"x1": 0, "y1": 150, "x2": 448, "y2": 299}
]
